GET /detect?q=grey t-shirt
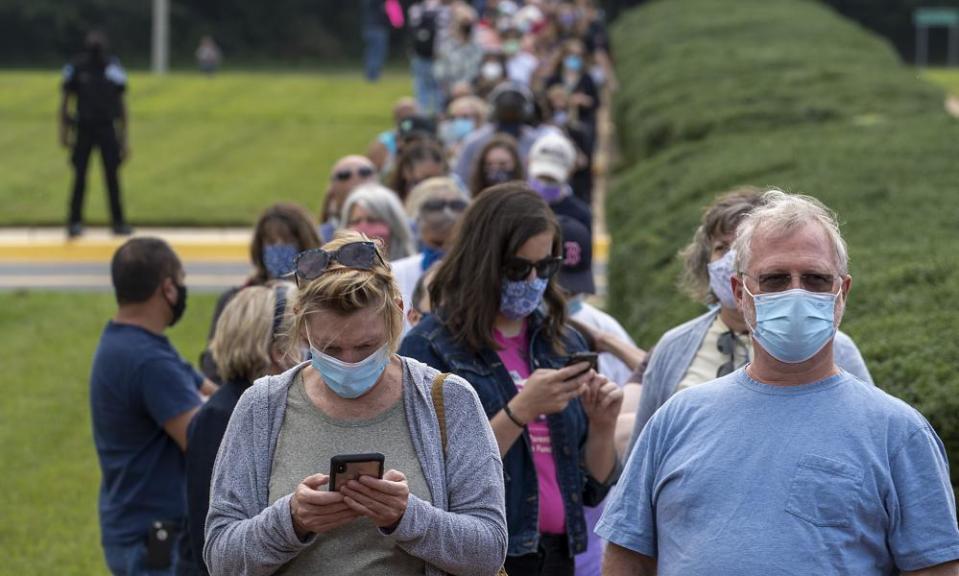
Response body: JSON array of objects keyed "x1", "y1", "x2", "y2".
[{"x1": 268, "y1": 372, "x2": 432, "y2": 575}]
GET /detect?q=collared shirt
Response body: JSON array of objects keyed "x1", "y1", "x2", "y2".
[{"x1": 598, "y1": 369, "x2": 959, "y2": 575}]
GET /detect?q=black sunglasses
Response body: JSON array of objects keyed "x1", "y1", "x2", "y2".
[
  {"x1": 421, "y1": 198, "x2": 468, "y2": 213},
  {"x1": 293, "y1": 242, "x2": 385, "y2": 285},
  {"x1": 332, "y1": 166, "x2": 375, "y2": 182},
  {"x1": 502, "y1": 256, "x2": 563, "y2": 282},
  {"x1": 716, "y1": 330, "x2": 747, "y2": 378}
]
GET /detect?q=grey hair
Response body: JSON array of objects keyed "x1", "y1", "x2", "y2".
[
  {"x1": 733, "y1": 189, "x2": 849, "y2": 276},
  {"x1": 339, "y1": 183, "x2": 416, "y2": 260}
]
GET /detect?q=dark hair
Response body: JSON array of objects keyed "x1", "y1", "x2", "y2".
[
  {"x1": 111, "y1": 237, "x2": 181, "y2": 305},
  {"x1": 469, "y1": 135, "x2": 525, "y2": 197},
  {"x1": 389, "y1": 139, "x2": 448, "y2": 201},
  {"x1": 249, "y1": 203, "x2": 322, "y2": 284},
  {"x1": 679, "y1": 186, "x2": 765, "y2": 303},
  {"x1": 430, "y1": 183, "x2": 567, "y2": 353}
]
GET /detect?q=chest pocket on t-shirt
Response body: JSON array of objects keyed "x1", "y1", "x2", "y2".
[{"x1": 785, "y1": 454, "x2": 863, "y2": 528}]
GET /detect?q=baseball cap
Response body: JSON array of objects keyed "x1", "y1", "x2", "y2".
[
  {"x1": 558, "y1": 215, "x2": 595, "y2": 295},
  {"x1": 528, "y1": 132, "x2": 576, "y2": 183},
  {"x1": 398, "y1": 114, "x2": 437, "y2": 140}
]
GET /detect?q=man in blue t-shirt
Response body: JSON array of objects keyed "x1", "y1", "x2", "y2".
[
  {"x1": 598, "y1": 191, "x2": 959, "y2": 575},
  {"x1": 91, "y1": 237, "x2": 216, "y2": 575}
]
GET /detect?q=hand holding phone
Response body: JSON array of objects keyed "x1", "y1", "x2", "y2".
[
  {"x1": 564, "y1": 351, "x2": 599, "y2": 379},
  {"x1": 329, "y1": 453, "x2": 385, "y2": 491},
  {"x1": 290, "y1": 473, "x2": 361, "y2": 538},
  {"x1": 340, "y1": 468, "x2": 411, "y2": 531}
]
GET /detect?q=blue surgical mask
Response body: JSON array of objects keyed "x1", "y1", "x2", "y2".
[
  {"x1": 263, "y1": 243, "x2": 298, "y2": 279},
  {"x1": 564, "y1": 55, "x2": 583, "y2": 72},
  {"x1": 421, "y1": 245, "x2": 444, "y2": 271},
  {"x1": 500, "y1": 277, "x2": 549, "y2": 320},
  {"x1": 451, "y1": 117, "x2": 476, "y2": 141},
  {"x1": 707, "y1": 249, "x2": 737, "y2": 309},
  {"x1": 309, "y1": 340, "x2": 391, "y2": 399},
  {"x1": 743, "y1": 284, "x2": 841, "y2": 364}
]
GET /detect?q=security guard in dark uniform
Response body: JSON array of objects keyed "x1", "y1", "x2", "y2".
[{"x1": 60, "y1": 31, "x2": 131, "y2": 237}]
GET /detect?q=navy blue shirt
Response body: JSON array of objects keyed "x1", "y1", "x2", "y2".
[{"x1": 90, "y1": 321, "x2": 202, "y2": 545}]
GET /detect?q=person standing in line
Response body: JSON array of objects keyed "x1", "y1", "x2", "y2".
[
  {"x1": 599, "y1": 191, "x2": 959, "y2": 575},
  {"x1": 363, "y1": 0, "x2": 392, "y2": 82},
  {"x1": 90, "y1": 237, "x2": 217, "y2": 575},
  {"x1": 319, "y1": 155, "x2": 379, "y2": 242},
  {"x1": 60, "y1": 30, "x2": 131, "y2": 238},
  {"x1": 408, "y1": 0, "x2": 453, "y2": 114},
  {"x1": 186, "y1": 283, "x2": 300, "y2": 575},
  {"x1": 400, "y1": 184, "x2": 622, "y2": 575}
]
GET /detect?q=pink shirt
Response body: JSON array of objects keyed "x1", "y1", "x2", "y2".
[{"x1": 494, "y1": 324, "x2": 566, "y2": 535}]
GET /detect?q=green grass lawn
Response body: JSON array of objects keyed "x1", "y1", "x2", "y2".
[
  {"x1": 0, "y1": 291, "x2": 218, "y2": 574},
  {"x1": 924, "y1": 69, "x2": 959, "y2": 97},
  {"x1": 0, "y1": 70, "x2": 410, "y2": 226}
]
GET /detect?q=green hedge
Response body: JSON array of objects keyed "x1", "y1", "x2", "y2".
[{"x1": 607, "y1": 0, "x2": 959, "y2": 482}]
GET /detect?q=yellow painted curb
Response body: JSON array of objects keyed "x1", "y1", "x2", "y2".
[
  {"x1": 0, "y1": 242, "x2": 248, "y2": 263},
  {"x1": 593, "y1": 234, "x2": 610, "y2": 262}
]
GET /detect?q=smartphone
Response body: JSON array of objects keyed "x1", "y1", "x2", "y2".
[
  {"x1": 329, "y1": 452, "x2": 385, "y2": 491},
  {"x1": 144, "y1": 520, "x2": 178, "y2": 569},
  {"x1": 564, "y1": 351, "x2": 599, "y2": 379}
]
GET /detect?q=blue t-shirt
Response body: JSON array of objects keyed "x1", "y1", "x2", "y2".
[
  {"x1": 596, "y1": 369, "x2": 959, "y2": 575},
  {"x1": 90, "y1": 321, "x2": 203, "y2": 545}
]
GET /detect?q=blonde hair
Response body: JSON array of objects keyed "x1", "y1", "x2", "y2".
[
  {"x1": 211, "y1": 283, "x2": 297, "y2": 382},
  {"x1": 288, "y1": 231, "x2": 404, "y2": 357}
]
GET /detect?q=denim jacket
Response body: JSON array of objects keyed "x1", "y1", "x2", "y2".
[{"x1": 399, "y1": 312, "x2": 620, "y2": 558}]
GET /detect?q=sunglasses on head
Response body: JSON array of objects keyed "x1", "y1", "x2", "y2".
[
  {"x1": 421, "y1": 198, "x2": 468, "y2": 213},
  {"x1": 502, "y1": 255, "x2": 563, "y2": 282},
  {"x1": 293, "y1": 241, "x2": 385, "y2": 285},
  {"x1": 332, "y1": 166, "x2": 375, "y2": 182}
]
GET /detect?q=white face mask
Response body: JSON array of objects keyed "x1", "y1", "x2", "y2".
[
  {"x1": 707, "y1": 249, "x2": 738, "y2": 308},
  {"x1": 481, "y1": 61, "x2": 504, "y2": 81}
]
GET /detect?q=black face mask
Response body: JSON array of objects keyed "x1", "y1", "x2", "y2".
[{"x1": 167, "y1": 282, "x2": 188, "y2": 327}]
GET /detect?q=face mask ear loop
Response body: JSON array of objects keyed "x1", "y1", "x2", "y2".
[
  {"x1": 740, "y1": 276, "x2": 758, "y2": 335},
  {"x1": 833, "y1": 279, "x2": 846, "y2": 331}
]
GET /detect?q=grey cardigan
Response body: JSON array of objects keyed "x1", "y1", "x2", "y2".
[
  {"x1": 629, "y1": 307, "x2": 874, "y2": 450},
  {"x1": 203, "y1": 357, "x2": 508, "y2": 576}
]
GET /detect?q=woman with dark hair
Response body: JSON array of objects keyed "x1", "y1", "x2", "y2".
[
  {"x1": 200, "y1": 203, "x2": 322, "y2": 381},
  {"x1": 468, "y1": 135, "x2": 524, "y2": 197},
  {"x1": 400, "y1": 183, "x2": 622, "y2": 576},
  {"x1": 389, "y1": 139, "x2": 448, "y2": 202}
]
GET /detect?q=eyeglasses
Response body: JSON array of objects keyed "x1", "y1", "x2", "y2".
[
  {"x1": 502, "y1": 255, "x2": 563, "y2": 282},
  {"x1": 293, "y1": 242, "x2": 385, "y2": 285},
  {"x1": 332, "y1": 166, "x2": 375, "y2": 182},
  {"x1": 421, "y1": 198, "x2": 468, "y2": 213},
  {"x1": 716, "y1": 330, "x2": 744, "y2": 378},
  {"x1": 744, "y1": 272, "x2": 838, "y2": 294}
]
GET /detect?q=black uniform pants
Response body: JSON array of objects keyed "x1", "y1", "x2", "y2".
[{"x1": 70, "y1": 121, "x2": 125, "y2": 226}]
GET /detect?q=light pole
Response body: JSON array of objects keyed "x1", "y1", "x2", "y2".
[{"x1": 151, "y1": 0, "x2": 169, "y2": 74}]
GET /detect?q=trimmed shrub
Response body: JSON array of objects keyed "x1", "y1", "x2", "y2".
[{"x1": 608, "y1": 0, "x2": 959, "y2": 484}]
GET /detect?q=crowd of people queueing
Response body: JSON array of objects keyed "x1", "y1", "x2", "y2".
[{"x1": 86, "y1": 1, "x2": 959, "y2": 575}]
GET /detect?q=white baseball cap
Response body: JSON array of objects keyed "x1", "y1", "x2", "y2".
[{"x1": 528, "y1": 132, "x2": 576, "y2": 183}]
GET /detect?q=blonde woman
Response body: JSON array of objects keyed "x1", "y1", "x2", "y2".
[
  {"x1": 186, "y1": 283, "x2": 299, "y2": 575},
  {"x1": 203, "y1": 232, "x2": 507, "y2": 576}
]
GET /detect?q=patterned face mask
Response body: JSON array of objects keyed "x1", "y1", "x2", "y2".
[
  {"x1": 263, "y1": 243, "x2": 298, "y2": 279},
  {"x1": 499, "y1": 277, "x2": 549, "y2": 320}
]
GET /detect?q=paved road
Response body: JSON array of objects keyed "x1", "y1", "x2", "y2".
[{"x1": 0, "y1": 261, "x2": 251, "y2": 292}]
